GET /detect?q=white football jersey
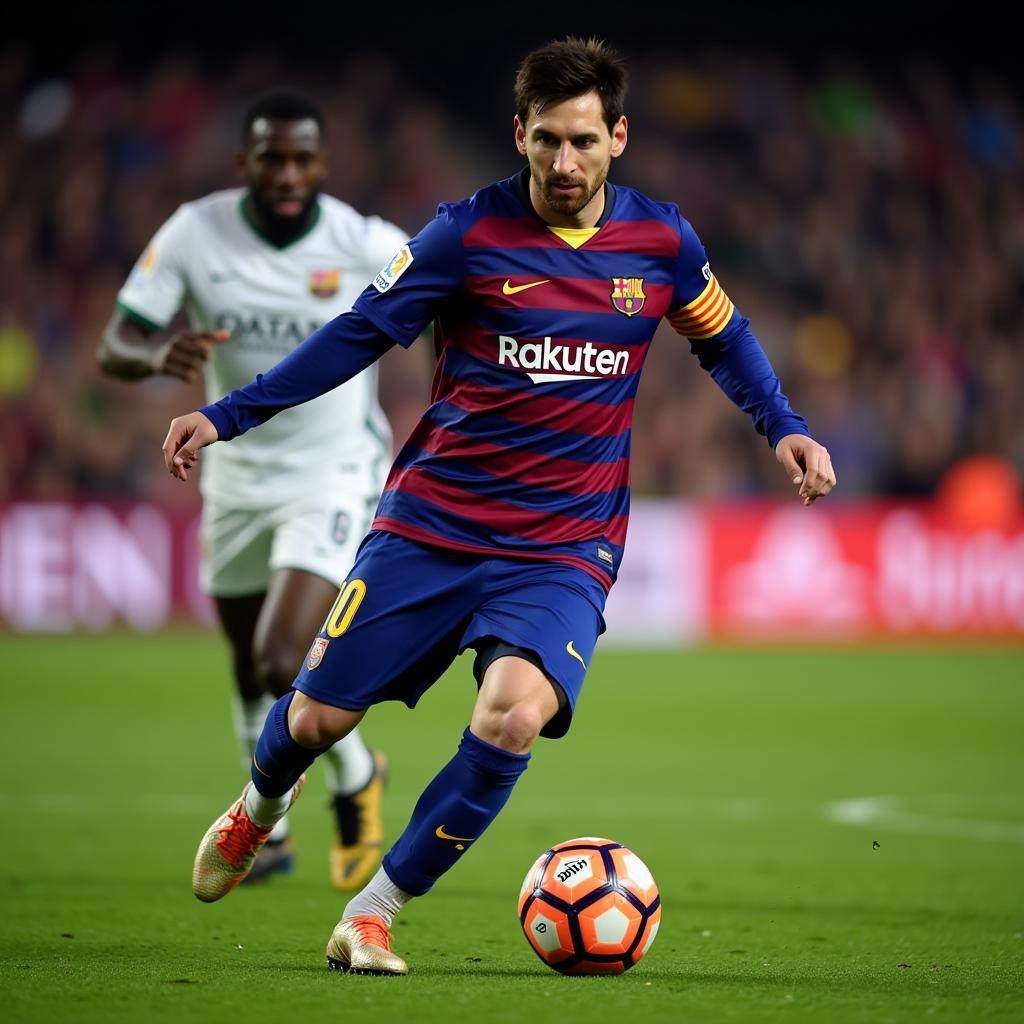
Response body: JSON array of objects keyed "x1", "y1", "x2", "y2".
[{"x1": 118, "y1": 189, "x2": 408, "y2": 507}]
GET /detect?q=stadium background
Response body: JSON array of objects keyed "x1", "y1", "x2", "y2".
[
  {"x1": 1, "y1": 4, "x2": 1022, "y2": 640},
  {"x1": 1, "y1": 8, "x2": 1022, "y2": 1022}
]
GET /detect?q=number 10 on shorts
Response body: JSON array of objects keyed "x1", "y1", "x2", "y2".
[{"x1": 323, "y1": 579, "x2": 367, "y2": 637}]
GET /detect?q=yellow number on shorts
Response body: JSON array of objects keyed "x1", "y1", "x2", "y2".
[{"x1": 324, "y1": 579, "x2": 367, "y2": 638}]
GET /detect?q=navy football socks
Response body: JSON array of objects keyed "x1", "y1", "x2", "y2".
[
  {"x1": 250, "y1": 691, "x2": 328, "y2": 798},
  {"x1": 382, "y1": 727, "x2": 530, "y2": 895}
]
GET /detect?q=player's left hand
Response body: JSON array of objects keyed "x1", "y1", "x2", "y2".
[{"x1": 775, "y1": 434, "x2": 836, "y2": 506}]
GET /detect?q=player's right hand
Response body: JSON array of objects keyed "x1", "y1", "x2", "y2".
[
  {"x1": 162, "y1": 411, "x2": 219, "y2": 481},
  {"x1": 158, "y1": 329, "x2": 231, "y2": 381}
]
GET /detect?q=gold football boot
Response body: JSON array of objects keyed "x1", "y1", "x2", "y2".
[
  {"x1": 192, "y1": 775, "x2": 305, "y2": 902},
  {"x1": 326, "y1": 915, "x2": 408, "y2": 975}
]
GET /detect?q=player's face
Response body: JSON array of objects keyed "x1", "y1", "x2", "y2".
[
  {"x1": 240, "y1": 117, "x2": 327, "y2": 234},
  {"x1": 515, "y1": 91, "x2": 627, "y2": 227}
]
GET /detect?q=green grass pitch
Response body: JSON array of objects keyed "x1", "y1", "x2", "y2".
[{"x1": 1, "y1": 633, "x2": 1022, "y2": 1022}]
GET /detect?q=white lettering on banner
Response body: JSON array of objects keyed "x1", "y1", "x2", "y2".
[
  {"x1": 73, "y1": 507, "x2": 170, "y2": 630},
  {"x1": 877, "y1": 511, "x2": 1024, "y2": 629},
  {"x1": 0, "y1": 504, "x2": 171, "y2": 631},
  {"x1": 722, "y1": 509, "x2": 870, "y2": 625},
  {"x1": 0, "y1": 504, "x2": 73, "y2": 630}
]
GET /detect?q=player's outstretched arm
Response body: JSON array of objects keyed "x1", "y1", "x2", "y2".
[
  {"x1": 162, "y1": 411, "x2": 219, "y2": 482},
  {"x1": 683, "y1": 314, "x2": 833, "y2": 506},
  {"x1": 775, "y1": 433, "x2": 836, "y2": 506}
]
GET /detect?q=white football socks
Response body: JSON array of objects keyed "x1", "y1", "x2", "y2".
[
  {"x1": 234, "y1": 694, "x2": 288, "y2": 840},
  {"x1": 343, "y1": 866, "x2": 414, "y2": 927},
  {"x1": 322, "y1": 729, "x2": 376, "y2": 796},
  {"x1": 244, "y1": 784, "x2": 294, "y2": 829},
  {"x1": 232, "y1": 694, "x2": 275, "y2": 766}
]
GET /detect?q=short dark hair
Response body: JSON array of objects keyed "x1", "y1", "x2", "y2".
[
  {"x1": 514, "y1": 37, "x2": 627, "y2": 134},
  {"x1": 241, "y1": 89, "x2": 325, "y2": 142}
]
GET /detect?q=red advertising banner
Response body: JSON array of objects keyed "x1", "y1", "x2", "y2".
[
  {"x1": 1, "y1": 501, "x2": 1021, "y2": 641},
  {"x1": 0, "y1": 502, "x2": 213, "y2": 632},
  {"x1": 706, "y1": 503, "x2": 1024, "y2": 639}
]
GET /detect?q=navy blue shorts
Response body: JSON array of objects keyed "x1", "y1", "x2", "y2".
[{"x1": 294, "y1": 531, "x2": 607, "y2": 738}]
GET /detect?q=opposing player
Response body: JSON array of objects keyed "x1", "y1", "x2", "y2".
[
  {"x1": 100, "y1": 90, "x2": 405, "y2": 890},
  {"x1": 163, "y1": 40, "x2": 836, "y2": 974}
]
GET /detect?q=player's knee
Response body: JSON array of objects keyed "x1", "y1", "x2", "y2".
[
  {"x1": 476, "y1": 702, "x2": 545, "y2": 754},
  {"x1": 288, "y1": 715, "x2": 331, "y2": 748},
  {"x1": 287, "y1": 692, "x2": 361, "y2": 749},
  {"x1": 288, "y1": 705, "x2": 341, "y2": 748}
]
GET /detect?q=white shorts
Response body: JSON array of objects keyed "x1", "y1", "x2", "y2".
[{"x1": 199, "y1": 491, "x2": 378, "y2": 597}]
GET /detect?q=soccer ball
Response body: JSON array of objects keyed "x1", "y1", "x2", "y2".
[{"x1": 518, "y1": 837, "x2": 661, "y2": 974}]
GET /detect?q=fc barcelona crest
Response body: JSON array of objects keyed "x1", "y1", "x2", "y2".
[
  {"x1": 306, "y1": 636, "x2": 330, "y2": 670},
  {"x1": 610, "y1": 277, "x2": 646, "y2": 317},
  {"x1": 309, "y1": 269, "x2": 340, "y2": 298}
]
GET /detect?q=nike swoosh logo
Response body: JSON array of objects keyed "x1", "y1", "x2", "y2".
[
  {"x1": 435, "y1": 825, "x2": 475, "y2": 849},
  {"x1": 502, "y1": 278, "x2": 550, "y2": 295},
  {"x1": 566, "y1": 641, "x2": 588, "y2": 669},
  {"x1": 252, "y1": 755, "x2": 272, "y2": 779}
]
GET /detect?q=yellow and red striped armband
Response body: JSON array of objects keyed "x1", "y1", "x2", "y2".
[{"x1": 666, "y1": 275, "x2": 735, "y2": 339}]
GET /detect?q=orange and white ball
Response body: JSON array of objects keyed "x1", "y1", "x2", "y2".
[{"x1": 518, "y1": 837, "x2": 661, "y2": 975}]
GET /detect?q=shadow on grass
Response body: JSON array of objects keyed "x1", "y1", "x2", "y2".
[
  {"x1": 433, "y1": 885, "x2": 1019, "y2": 929},
  {"x1": 271, "y1": 959, "x2": 551, "y2": 980}
]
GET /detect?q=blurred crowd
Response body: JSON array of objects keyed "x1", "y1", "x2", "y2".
[{"x1": 0, "y1": 44, "x2": 1021, "y2": 507}]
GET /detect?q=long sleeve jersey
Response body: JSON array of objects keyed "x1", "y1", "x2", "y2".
[{"x1": 203, "y1": 170, "x2": 809, "y2": 590}]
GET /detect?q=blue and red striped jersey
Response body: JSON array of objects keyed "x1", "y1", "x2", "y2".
[
  {"x1": 352, "y1": 171, "x2": 806, "y2": 588},
  {"x1": 202, "y1": 170, "x2": 809, "y2": 591}
]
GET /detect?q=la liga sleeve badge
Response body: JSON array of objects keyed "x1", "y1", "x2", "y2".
[{"x1": 306, "y1": 636, "x2": 330, "y2": 670}]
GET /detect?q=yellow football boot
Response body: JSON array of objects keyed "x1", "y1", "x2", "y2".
[{"x1": 330, "y1": 752, "x2": 387, "y2": 891}]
